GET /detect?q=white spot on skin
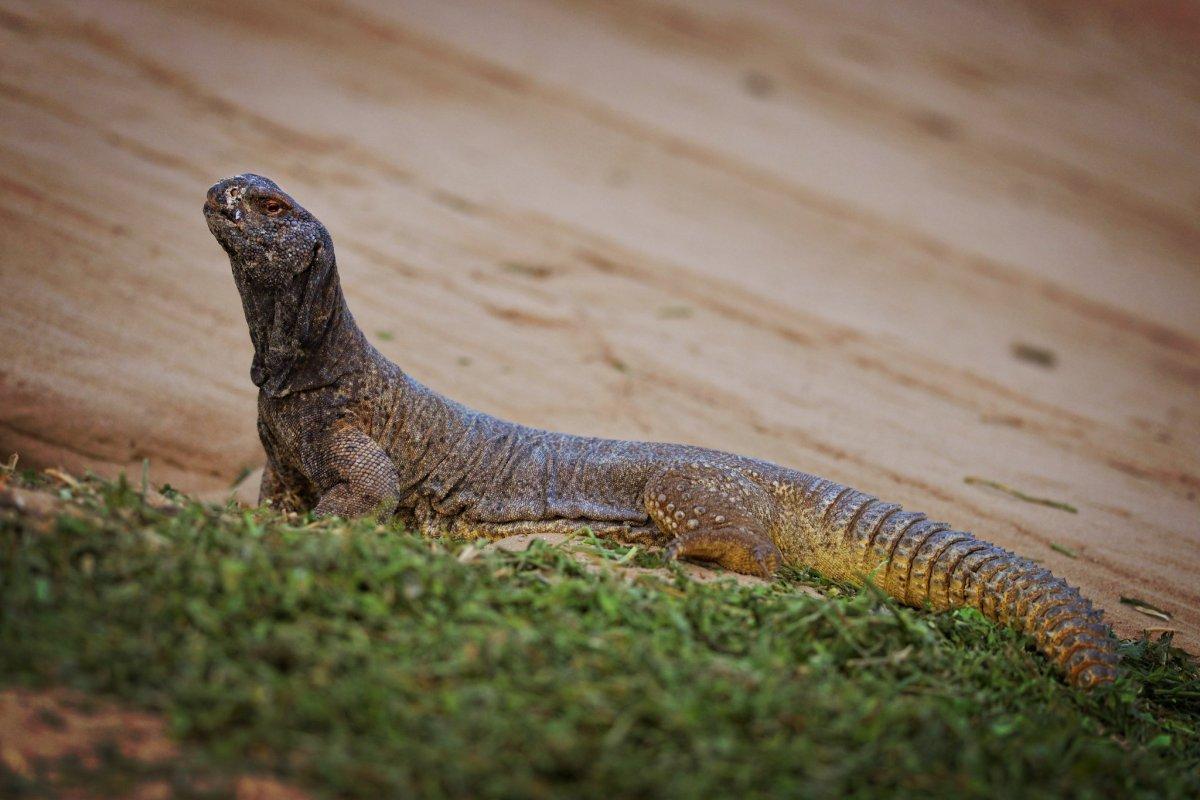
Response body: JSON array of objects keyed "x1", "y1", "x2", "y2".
[
  {"x1": 220, "y1": 185, "x2": 247, "y2": 222},
  {"x1": 687, "y1": 519, "x2": 698, "y2": 529},
  {"x1": 715, "y1": 515, "x2": 725, "y2": 523}
]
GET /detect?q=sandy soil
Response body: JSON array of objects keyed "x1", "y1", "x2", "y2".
[{"x1": 0, "y1": 0, "x2": 1197, "y2": 647}]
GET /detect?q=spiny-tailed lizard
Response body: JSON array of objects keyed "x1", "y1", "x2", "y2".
[{"x1": 204, "y1": 173, "x2": 1118, "y2": 688}]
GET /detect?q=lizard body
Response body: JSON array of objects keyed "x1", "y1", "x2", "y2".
[{"x1": 205, "y1": 174, "x2": 1118, "y2": 688}]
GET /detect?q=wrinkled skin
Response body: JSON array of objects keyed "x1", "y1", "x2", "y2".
[{"x1": 205, "y1": 174, "x2": 1119, "y2": 688}]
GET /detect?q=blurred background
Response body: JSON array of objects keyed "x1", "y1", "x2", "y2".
[{"x1": 0, "y1": 0, "x2": 1197, "y2": 646}]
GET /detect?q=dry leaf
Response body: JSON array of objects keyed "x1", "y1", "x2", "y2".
[{"x1": 1119, "y1": 596, "x2": 1172, "y2": 622}]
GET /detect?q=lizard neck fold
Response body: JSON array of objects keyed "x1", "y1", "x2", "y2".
[{"x1": 234, "y1": 232, "x2": 368, "y2": 398}]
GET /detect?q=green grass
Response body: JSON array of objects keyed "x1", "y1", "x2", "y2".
[{"x1": 1, "y1": 472, "x2": 1198, "y2": 799}]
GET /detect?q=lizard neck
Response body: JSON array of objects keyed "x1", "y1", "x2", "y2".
[{"x1": 235, "y1": 232, "x2": 369, "y2": 398}]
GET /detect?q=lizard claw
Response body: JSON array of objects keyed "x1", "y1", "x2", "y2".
[
  {"x1": 753, "y1": 541, "x2": 783, "y2": 579},
  {"x1": 663, "y1": 539, "x2": 683, "y2": 564}
]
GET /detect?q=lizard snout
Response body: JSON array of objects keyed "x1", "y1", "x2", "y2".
[
  {"x1": 204, "y1": 177, "x2": 252, "y2": 223},
  {"x1": 203, "y1": 185, "x2": 222, "y2": 215}
]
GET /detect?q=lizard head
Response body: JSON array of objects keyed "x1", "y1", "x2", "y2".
[
  {"x1": 205, "y1": 174, "x2": 355, "y2": 397},
  {"x1": 204, "y1": 173, "x2": 329, "y2": 289}
]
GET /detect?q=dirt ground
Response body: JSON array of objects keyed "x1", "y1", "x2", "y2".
[
  {"x1": 0, "y1": 688, "x2": 310, "y2": 798},
  {"x1": 0, "y1": 1, "x2": 1197, "y2": 648}
]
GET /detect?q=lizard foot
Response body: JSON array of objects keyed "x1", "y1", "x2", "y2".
[
  {"x1": 312, "y1": 482, "x2": 398, "y2": 519},
  {"x1": 664, "y1": 527, "x2": 782, "y2": 579}
]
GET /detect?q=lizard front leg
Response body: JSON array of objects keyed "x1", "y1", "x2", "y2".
[
  {"x1": 301, "y1": 422, "x2": 400, "y2": 519},
  {"x1": 645, "y1": 465, "x2": 783, "y2": 579},
  {"x1": 258, "y1": 419, "x2": 317, "y2": 512}
]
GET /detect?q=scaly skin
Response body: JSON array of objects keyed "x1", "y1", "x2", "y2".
[{"x1": 204, "y1": 174, "x2": 1119, "y2": 688}]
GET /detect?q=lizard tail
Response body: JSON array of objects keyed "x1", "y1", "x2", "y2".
[{"x1": 782, "y1": 478, "x2": 1119, "y2": 688}]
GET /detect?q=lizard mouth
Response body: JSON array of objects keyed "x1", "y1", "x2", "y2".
[
  {"x1": 204, "y1": 205, "x2": 235, "y2": 229},
  {"x1": 204, "y1": 206, "x2": 245, "y2": 257},
  {"x1": 203, "y1": 198, "x2": 242, "y2": 223}
]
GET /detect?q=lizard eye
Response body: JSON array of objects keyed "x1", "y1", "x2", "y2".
[{"x1": 262, "y1": 198, "x2": 285, "y2": 216}]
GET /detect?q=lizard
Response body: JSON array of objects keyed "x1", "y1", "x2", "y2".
[{"x1": 204, "y1": 173, "x2": 1119, "y2": 689}]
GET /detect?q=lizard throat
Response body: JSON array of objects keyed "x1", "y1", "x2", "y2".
[{"x1": 236, "y1": 239, "x2": 367, "y2": 398}]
